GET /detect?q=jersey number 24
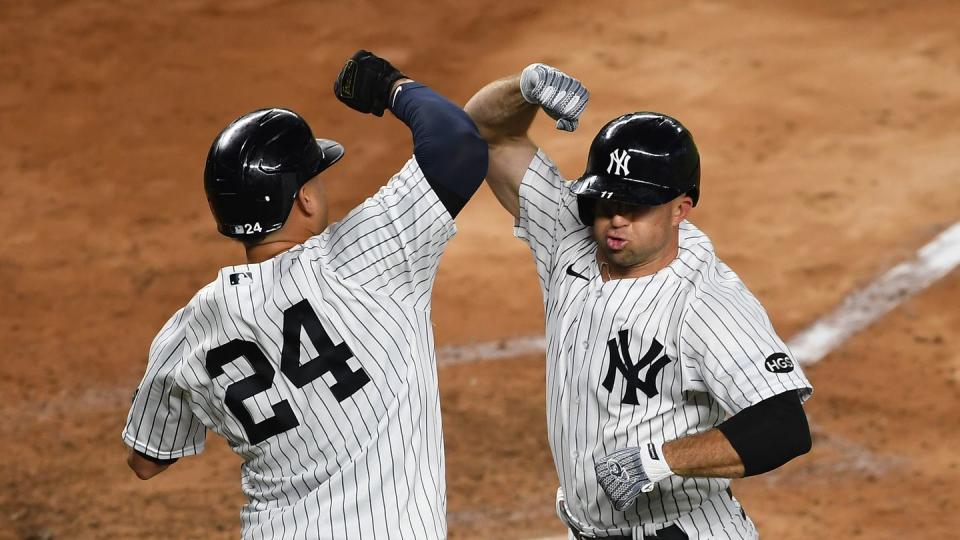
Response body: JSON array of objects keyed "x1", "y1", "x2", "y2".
[{"x1": 205, "y1": 300, "x2": 371, "y2": 445}]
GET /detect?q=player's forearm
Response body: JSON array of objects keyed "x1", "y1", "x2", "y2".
[
  {"x1": 666, "y1": 391, "x2": 812, "y2": 479},
  {"x1": 389, "y1": 81, "x2": 488, "y2": 217},
  {"x1": 662, "y1": 428, "x2": 745, "y2": 478},
  {"x1": 596, "y1": 428, "x2": 745, "y2": 510},
  {"x1": 126, "y1": 448, "x2": 176, "y2": 480},
  {"x1": 464, "y1": 75, "x2": 539, "y2": 144}
]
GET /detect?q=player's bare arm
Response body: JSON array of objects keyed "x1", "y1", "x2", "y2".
[
  {"x1": 126, "y1": 449, "x2": 176, "y2": 480},
  {"x1": 465, "y1": 64, "x2": 588, "y2": 217},
  {"x1": 464, "y1": 75, "x2": 537, "y2": 217},
  {"x1": 596, "y1": 390, "x2": 811, "y2": 511},
  {"x1": 660, "y1": 429, "x2": 744, "y2": 478}
]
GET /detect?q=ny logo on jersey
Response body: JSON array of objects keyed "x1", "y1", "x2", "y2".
[
  {"x1": 602, "y1": 330, "x2": 672, "y2": 404},
  {"x1": 607, "y1": 149, "x2": 631, "y2": 176}
]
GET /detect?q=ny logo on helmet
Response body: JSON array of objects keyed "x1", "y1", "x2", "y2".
[{"x1": 607, "y1": 149, "x2": 631, "y2": 176}]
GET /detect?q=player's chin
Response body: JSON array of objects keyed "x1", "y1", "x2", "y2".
[{"x1": 609, "y1": 250, "x2": 643, "y2": 269}]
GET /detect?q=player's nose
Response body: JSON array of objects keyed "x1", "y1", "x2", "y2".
[{"x1": 609, "y1": 212, "x2": 630, "y2": 227}]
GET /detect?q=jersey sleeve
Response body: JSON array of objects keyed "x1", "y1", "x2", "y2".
[
  {"x1": 514, "y1": 149, "x2": 583, "y2": 295},
  {"x1": 122, "y1": 308, "x2": 206, "y2": 460},
  {"x1": 679, "y1": 288, "x2": 813, "y2": 416},
  {"x1": 320, "y1": 157, "x2": 456, "y2": 309}
]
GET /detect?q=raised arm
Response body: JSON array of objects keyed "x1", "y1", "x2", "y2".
[
  {"x1": 390, "y1": 81, "x2": 487, "y2": 218},
  {"x1": 465, "y1": 64, "x2": 589, "y2": 218},
  {"x1": 334, "y1": 50, "x2": 488, "y2": 218}
]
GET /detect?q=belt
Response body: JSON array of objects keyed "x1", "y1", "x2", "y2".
[
  {"x1": 566, "y1": 523, "x2": 688, "y2": 540},
  {"x1": 557, "y1": 490, "x2": 690, "y2": 540}
]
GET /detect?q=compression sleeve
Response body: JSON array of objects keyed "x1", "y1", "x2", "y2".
[
  {"x1": 389, "y1": 82, "x2": 488, "y2": 217},
  {"x1": 717, "y1": 390, "x2": 812, "y2": 476}
]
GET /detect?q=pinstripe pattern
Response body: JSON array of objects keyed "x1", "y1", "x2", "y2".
[
  {"x1": 517, "y1": 150, "x2": 812, "y2": 539},
  {"x1": 123, "y1": 158, "x2": 452, "y2": 539}
]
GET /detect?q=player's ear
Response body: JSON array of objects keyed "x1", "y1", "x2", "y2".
[
  {"x1": 295, "y1": 184, "x2": 313, "y2": 215},
  {"x1": 296, "y1": 178, "x2": 325, "y2": 217},
  {"x1": 672, "y1": 195, "x2": 693, "y2": 225}
]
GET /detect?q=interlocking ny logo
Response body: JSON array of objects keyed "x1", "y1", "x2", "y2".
[
  {"x1": 607, "y1": 148, "x2": 631, "y2": 176},
  {"x1": 602, "y1": 330, "x2": 672, "y2": 404}
]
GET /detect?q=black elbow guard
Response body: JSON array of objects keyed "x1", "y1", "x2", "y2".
[{"x1": 717, "y1": 391, "x2": 811, "y2": 476}]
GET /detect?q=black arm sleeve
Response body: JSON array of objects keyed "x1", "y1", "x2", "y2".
[
  {"x1": 389, "y1": 83, "x2": 489, "y2": 218},
  {"x1": 716, "y1": 390, "x2": 812, "y2": 477}
]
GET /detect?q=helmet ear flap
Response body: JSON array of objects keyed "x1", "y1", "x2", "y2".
[{"x1": 577, "y1": 195, "x2": 596, "y2": 226}]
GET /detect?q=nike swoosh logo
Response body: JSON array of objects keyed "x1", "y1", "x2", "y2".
[{"x1": 566, "y1": 264, "x2": 589, "y2": 281}]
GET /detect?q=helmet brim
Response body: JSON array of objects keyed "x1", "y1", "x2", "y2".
[
  {"x1": 572, "y1": 174, "x2": 681, "y2": 207},
  {"x1": 315, "y1": 139, "x2": 345, "y2": 174}
]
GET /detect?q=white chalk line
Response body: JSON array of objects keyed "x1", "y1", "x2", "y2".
[
  {"x1": 787, "y1": 221, "x2": 960, "y2": 364},
  {"x1": 439, "y1": 221, "x2": 960, "y2": 368}
]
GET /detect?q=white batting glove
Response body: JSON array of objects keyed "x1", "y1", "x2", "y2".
[
  {"x1": 595, "y1": 442, "x2": 674, "y2": 511},
  {"x1": 519, "y1": 63, "x2": 589, "y2": 132}
]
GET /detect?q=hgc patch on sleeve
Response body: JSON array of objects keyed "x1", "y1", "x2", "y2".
[{"x1": 764, "y1": 352, "x2": 794, "y2": 373}]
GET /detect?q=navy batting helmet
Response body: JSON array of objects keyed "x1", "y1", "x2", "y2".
[
  {"x1": 204, "y1": 108, "x2": 344, "y2": 239},
  {"x1": 572, "y1": 112, "x2": 700, "y2": 225}
]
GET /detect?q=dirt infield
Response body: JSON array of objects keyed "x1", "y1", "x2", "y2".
[{"x1": 1, "y1": 0, "x2": 958, "y2": 538}]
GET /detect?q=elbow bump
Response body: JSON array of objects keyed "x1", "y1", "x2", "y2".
[
  {"x1": 465, "y1": 130, "x2": 489, "y2": 180},
  {"x1": 451, "y1": 119, "x2": 486, "y2": 151},
  {"x1": 444, "y1": 125, "x2": 489, "y2": 181}
]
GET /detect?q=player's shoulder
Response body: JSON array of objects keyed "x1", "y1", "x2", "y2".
[
  {"x1": 168, "y1": 270, "x2": 246, "y2": 338},
  {"x1": 146, "y1": 300, "x2": 196, "y2": 366},
  {"x1": 161, "y1": 279, "x2": 219, "y2": 330},
  {"x1": 313, "y1": 156, "x2": 435, "y2": 245},
  {"x1": 524, "y1": 148, "x2": 571, "y2": 189},
  {"x1": 187, "y1": 270, "x2": 237, "y2": 310},
  {"x1": 531, "y1": 148, "x2": 561, "y2": 175},
  {"x1": 147, "y1": 271, "x2": 247, "y2": 366},
  {"x1": 373, "y1": 155, "x2": 429, "y2": 203},
  {"x1": 675, "y1": 222, "x2": 766, "y2": 315}
]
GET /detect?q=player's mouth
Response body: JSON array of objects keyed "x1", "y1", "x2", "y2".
[{"x1": 606, "y1": 235, "x2": 627, "y2": 251}]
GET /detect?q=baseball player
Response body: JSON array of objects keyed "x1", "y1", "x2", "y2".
[
  {"x1": 465, "y1": 65, "x2": 813, "y2": 539},
  {"x1": 122, "y1": 50, "x2": 487, "y2": 539}
]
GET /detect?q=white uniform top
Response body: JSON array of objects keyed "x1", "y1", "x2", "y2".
[
  {"x1": 123, "y1": 158, "x2": 453, "y2": 540},
  {"x1": 516, "y1": 150, "x2": 813, "y2": 538}
]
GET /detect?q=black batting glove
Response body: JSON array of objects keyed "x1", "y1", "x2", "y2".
[{"x1": 333, "y1": 49, "x2": 406, "y2": 117}]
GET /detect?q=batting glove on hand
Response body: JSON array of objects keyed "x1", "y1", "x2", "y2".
[
  {"x1": 519, "y1": 63, "x2": 589, "y2": 132},
  {"x1": 334, "y1": 49, "x2": 406, "y2": 117},
  {"x1": 595, "y1": 443, "x2": 674, "y2": 511}
]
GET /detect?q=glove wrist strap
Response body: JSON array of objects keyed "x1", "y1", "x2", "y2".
[{"x1": 639, "y1": 441, "x2": 674, "y2": 487}]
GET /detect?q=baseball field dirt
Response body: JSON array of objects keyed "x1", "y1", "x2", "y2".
[{"x1": 1, "y1": 0, "x2": 958, "y2": 538}]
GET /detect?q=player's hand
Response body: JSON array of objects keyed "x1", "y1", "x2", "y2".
[
  {"x1": 595, "y1": 447, "x2": 657, "y2": 511},
  {"x1": 334, "y1": 49, "x2": 406, "y2": 117},
  {"x1": 519, "y1": 63, "x2": 589, "y2": 132}
]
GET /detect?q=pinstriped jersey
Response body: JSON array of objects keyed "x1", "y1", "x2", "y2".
[
  {"x1": 123, "y1": 158, "x2": 452, "y2": 540},
  {"x1": 516, "y1": 150, "x2": 812, "y2": 538}
]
